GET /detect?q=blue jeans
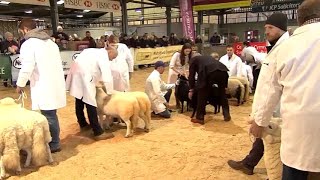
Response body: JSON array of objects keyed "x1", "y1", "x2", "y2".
[
  {"x1": 41, "y1": 110, "x2": 60, "y2": 150},
  {"x1": 282, "y1": 164, "x2": 308, "y2": 180}
]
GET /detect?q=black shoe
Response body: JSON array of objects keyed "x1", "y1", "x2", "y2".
[
  {"x1": 51, "y1": 148, "x2": 61, "y2": 153},
  {"x1": 80, "y1": 125, "x2": 91, "y2": 132},
  {"x1": 227, "y1": 160, "x2": 253, "y2": 175},
  {"x1": 224, "y1": 116, "x2": 231, "y2": 121}
]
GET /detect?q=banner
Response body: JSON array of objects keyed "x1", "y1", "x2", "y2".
[
  {"x1": 64, "y1": 0, "x2": 121, "y2": 13},
  {"x1": 60, "y1": 51, "x2": 81, "y2": 75},
  {"x1": 251, "y1": 0, "x2": 303, "y2": 12},
  {"x1": 0, "y1": 55, "x2": 12, "y2": 80},
  {"x1": 179, "y1": 0, "x2": 195, "y2": 42},
  {"x1": 10, "y1": 54, "x2": 21, "y2": 81},
  {"x1": 134, "y1": 45, "x2": 182, "y2": 65},
  {"x1": 233, "y1": 42, "x2": 267, "y2": 56},
  {"x1": 7, "y1": 0, "x2": 50, "y2": 6},
  {"x1": 193, "y1": 0, "x2": 251, "y2": 11}
]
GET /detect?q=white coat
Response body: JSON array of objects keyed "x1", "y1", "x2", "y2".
[
  {"x1": 145, "y1": 70, "x2": 175, "y2": 114},
  {"x1": 219, "y1": 53, "x2": 243, "y2": 77},
  {"x1": 65, "y1": 48, "x2": 114, "y2": 107},
  {"x1": 167, "y1": 52, "x2": 190, "y2": 83},
  {"x1": 252, "y1": 24, "x2": 320, "y2": 172},
  {"x1": 241, "y1": 63, "x2": 254, "y2": 88},
  {"x1": 17, "y1": 37, "x2": 66, "y2": 110},
  {"x1": 112, "y1": 43, "x2": 134, "y2": 91}
]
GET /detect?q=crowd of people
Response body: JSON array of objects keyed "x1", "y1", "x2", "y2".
[{"x1": 1, "y1": 0, "x2": 319, "y2": 178}]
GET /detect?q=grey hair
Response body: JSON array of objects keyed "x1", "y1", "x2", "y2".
[
  {"x1": 4, "y1": 32, "x2": 13, "y2": 39},
  {"x1": 297, "y1": 0, "x2": 320, "y2": 26}
]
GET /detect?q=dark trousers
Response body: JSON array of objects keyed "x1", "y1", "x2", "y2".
[
  {"x1": 242, "y1": 138, "x2": 264, "y2": 170},
  {"x1": 75, "y1": 98, "x2": 103, "y2": 136},
  {"x1": 253, "y1": 68, "x2": 261, "y2": 90},
  {"x1": 282, "y1": 164, "x2": 309, "y2": 180},
  {"x1": 195, "y1": 87, "x2": 209, "y2": 120},
  {"x1": 207, "y1": 70, "x2": 231, "y2": 120}
]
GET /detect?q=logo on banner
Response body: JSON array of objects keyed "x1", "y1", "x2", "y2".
[
  {"x1": 112, "y1": 3, "x2": 120, "y2": 10},
  {"x1": 84, "y1": 0, "x2": 93, "y2": 7},
  {"x1": 72, "y1": 53, "x2": 80, "y2": 61},
  {"x1": 13, "y1": 57, "x2": 22, "y2": 69}
]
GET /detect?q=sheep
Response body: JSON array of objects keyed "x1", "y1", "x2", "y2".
[
  {"x1": 175, "y1": 75, "x2": 192, "y2": 113},
  {"x1": 261, "y1": 118, "x2": 282, "y2": 180},
  {"x1": 226, "y1": 78, "x2": 245, "y2": 105},
  {"x1": 248, "y1": 118, "x2": 282, "y2": 180},
  {"x1": 0, "y1": 97, "x2": 53, "y2": 178},
  {"x1": 99, "y1": 84, "x2": 151, "y2": 132},
  {"x1": 96, "y1": 85, "x2": 141, "y2": 138},
  {"x1": 229, "y1": 76, "x2": 250, "y2": 102}
]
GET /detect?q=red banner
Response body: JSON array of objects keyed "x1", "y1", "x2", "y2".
[
  {"x1": 233, "y1": 42, "x2": 267, "y2": 56},
  {"x1": 179, "y1": 0, "x2": 195, "y2": 42}
]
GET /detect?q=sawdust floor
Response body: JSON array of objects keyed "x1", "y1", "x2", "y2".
[{"x1": 0, "y1": 67, "x2": 267, "y2": 180}]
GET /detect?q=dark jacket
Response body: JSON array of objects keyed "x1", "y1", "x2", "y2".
[
  {"x1": 53, "y1": 32, "x2": 69, "y2": 41},
  {"x1": 189, "y1": 56, "x2": 229, "y2": 90},
  {"x1": 82, "y1": 36, "x2": 96, "y2": 48},
  {"x1": 0, "y1": 40, "x2": 20, "y2": 54}
]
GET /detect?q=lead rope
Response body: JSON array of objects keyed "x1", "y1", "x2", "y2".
[{"x1": 15, "y1": 90, "x2": 27, "y2": 108}]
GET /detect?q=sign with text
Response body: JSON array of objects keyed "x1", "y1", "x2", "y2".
[
  {"x1": 179, "y1": 0, "x2": 195, "y2": 42},
  {"x1": 193, "y1": 0, "x2": 251, "y2": 11},
  {"x1": 0, "y1": 55, "x2": 12, "y2": 80},
  {"x1": 7, "y1": 0, "x2": 49, "y2": 6},
  {"x1": 134, "y1": 45, "x2": 182, "y2": 65},
  {"x1": 64, "y1": 0, "x2": 121, "y2": 13},
  {"x1": 251, "y1": 0, "x2": 303, "y2": 12},
  {"x1": 233, "y1": 42, "x2": 267, "y2": 56}
]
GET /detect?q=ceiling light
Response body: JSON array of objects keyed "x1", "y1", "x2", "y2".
[
  {"x1": 83, "y1": 9, "x2": 91, "y2": 13},
  {"x1": 135, "y1": 8, "x2": 142, "y2": 13},
  {"x1": 0, "y1": 1, "x2": 10, "y2": 5},
  {"x1": 57, "y1": 0, "x2": 64, "y2": 5},
  {"x1": 25, "y1": 10, "x2": 33, "y2": 14},
  {"x1": 76, "y1": 15, "x2": 83, "y2": 18}
]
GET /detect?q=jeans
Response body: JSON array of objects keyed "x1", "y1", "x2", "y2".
[
  {"x1": 40, "y1": 110, "x2": 60, "y2": 150},
  {"x1": 282, "y1": 164, "x2": 308, "y2": 180},
  {"x1": 75, "y1": 98, "x2": 104, "y2": 136}
]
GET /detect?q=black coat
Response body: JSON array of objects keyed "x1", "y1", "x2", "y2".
[{"x1": 189, "y1": 56, "x2": 228, "y2": 90}]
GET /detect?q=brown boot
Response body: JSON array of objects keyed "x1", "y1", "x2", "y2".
[
  {"x1": 227, "y1": 160, "x2": 254, "y2": 175},
  {"x1": 94, "y1": 132, "x2": 114, "y2": 141}
]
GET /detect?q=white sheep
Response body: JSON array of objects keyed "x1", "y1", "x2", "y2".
[
  {"x1": 96, "y1": 85, "x2": 140, "y2": 138},
  {"x1": 229, "y1": 76, "x2": 250, "y2": 102},
  {"x1": 261, "y1": 118, "x2": 282, "y2": 180},
  {"x1": 227, "y1": 78, "x2": 245, "y2": 105},
  {"x1": 0, "y1": 97, "x2": 53, "y2": 178}
]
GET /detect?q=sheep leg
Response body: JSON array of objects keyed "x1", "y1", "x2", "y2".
[
  {"x1": 0, "y1": 156, "x2": 7, "y2": 179},
  {"x1": 46, "y1": 144, "x2": 54, "y2": 164},
  {"x1": 124, "y1": 119, "x2": 133, "y2": 138},
  {"x1": 24, "y1": 149, "x2": 32, "y2": 167},
  {"x1": 98, "y1": 113, "x2": 106, "y2": 130}
]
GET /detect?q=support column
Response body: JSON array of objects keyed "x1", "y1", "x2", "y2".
[
  {"x1": 218, "y1": 14, "x2": 224, "y2": 25},
  {"x1": 110, "y1": 12, "x2": 114, "y2": 26},
  {"x1": 166, "y1": 7, "x2": 171, "y2": 36},
  {"x1": 141, "y1": 0, "x2": 145, "y2": 25},
  {"x1": 196, "y1": 11, "x2": 203, "y2": 36},
  {"x1": 121, "y1": 0, "x2": 128, "y2": 34},
  {"x1": 49, "y1": 0, "x2": 59, "y2": 34}
]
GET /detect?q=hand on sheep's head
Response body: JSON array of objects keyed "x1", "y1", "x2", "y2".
[
  {"x1": 249, "y1": 120, "x2": 264, "y2": 138},
  {"x1": 16, "y1": 86, "x2": 25, "y2": 94}
]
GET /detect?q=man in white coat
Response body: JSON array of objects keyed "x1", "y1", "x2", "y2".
[
  {"x1": 107, "y1": 35, "x2": 134, "y2": 92},
  {"x1": 66, "y1": 46, "x2": 118, "y2": 140},
  {"x1": 16, "y1": 18, "x2": 66, "y2": 153},
  {"x1": 145, "y1": 61, "x2": 175, "y2": 118},
  {"x1": 228, "y1": 12, "x2": 290, "y2": 175},
  {"x1": 219, "y1": 45, "x2": 243, "y2": 77},
  {"x1": 250, "y1": 1, "x2": 320, "y2": 178}
]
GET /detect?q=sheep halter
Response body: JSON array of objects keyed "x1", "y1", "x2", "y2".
[{"x1": 16, "y1": 90, "x2": 27, "y2": 108}]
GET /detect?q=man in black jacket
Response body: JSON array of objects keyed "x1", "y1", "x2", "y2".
[{"x1": 188, "y1": 55, "x2": 231, "y2": 125}]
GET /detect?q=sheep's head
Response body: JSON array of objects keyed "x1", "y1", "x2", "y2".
[
  {"x1": 0, "y1": 97, "x2": 17, "y2": 105},
  {"x1": 262, "y1": 119, "x2": 282, "y2": 144}
]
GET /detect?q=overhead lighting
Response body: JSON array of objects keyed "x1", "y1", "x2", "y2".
[
  {"x1": 135, "y1": 8, "x2": 142, "y2": 13},
  {"x1": 76, "y1": 15, "x2": 83, "y2": 18},
  {"x1": 116, "y1": 18, "x2": 121, "y2": 21},
  {"x1": 25, "y1": 10, "x2": 33, "y2": 14},
  {"x1": 0, "y1": 1, "x2": 10, "y2": 5},
  {"x1": 83, "y1": 9, "x2": 91, "y2": 13},
  {"x1": 57, "y1": 0, "x2": 64, "y2": 5}
]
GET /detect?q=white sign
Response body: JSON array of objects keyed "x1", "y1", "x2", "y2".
[
  {"x1": 60, "y1": 51, "x2": 81, "y2": 75},
  {"x1": 64, "y1": 0, "x2": 121, "y2": 13},
  {"x1": 7, "y1": 0, "x2": 50, "y2": 6},
  {"x1": 10, "y1": 54, "x2": 21, "y2": 81}
]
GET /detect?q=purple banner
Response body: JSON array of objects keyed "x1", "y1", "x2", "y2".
[{"x1": 179, "y1": 0, "x2": 195, "y2": 42}]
